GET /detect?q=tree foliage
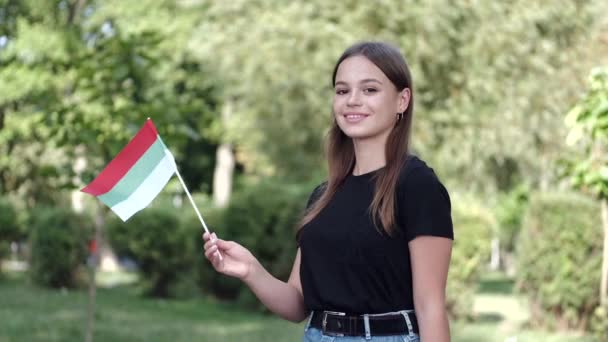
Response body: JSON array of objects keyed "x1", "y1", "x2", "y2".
[
  {"x1": 566, "y1": 67, "x2": 608, "y2": 199},
  {"x1": 0, "y1": 0, "x2": 220, "y2": 205},
  {"x1": 190, "y1": 0, "x2": 607, "y2": 190}
]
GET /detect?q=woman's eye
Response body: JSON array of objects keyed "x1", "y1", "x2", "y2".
[
  {"x1": 364, "y1": 88, "x2": 377, "y2": 93},
  {"x1": 335, "y1": 89, "x2": 348, "y2": 95}
]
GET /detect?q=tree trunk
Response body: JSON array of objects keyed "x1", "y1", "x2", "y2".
[
  {"x1": 67, "y1": 0, "x2": 86, "y2": 25},
  {"x1": 601, "y1": 198, "x2": 608, "y2": 307},
  {"x1": 0, "y1": 107, "x2": 5, "y2": 131},
  {"x1": 490, "y1": 237, "x2": 500, "y2": 271},
  {"x1": 85, "y1": 203, "x2": 104, "y2": 342},
  {"x1": 0, "y1": 107, "x2": 5, "y2": 191},
  {"x1": 212, "y1": 100, "x2": 235, "y2": 208}
]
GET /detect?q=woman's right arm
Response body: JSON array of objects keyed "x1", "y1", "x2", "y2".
[{"x1": 203, "y1": 232, "x2": 308, "y2": 323}]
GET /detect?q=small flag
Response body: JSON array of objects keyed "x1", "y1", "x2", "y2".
[{"x1": 81, "y1": 119, "x2": 176, "y2": 221}]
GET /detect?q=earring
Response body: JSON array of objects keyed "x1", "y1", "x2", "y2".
[{"x1": 396, "y1": 112, "x2": 403, "y2": 122}]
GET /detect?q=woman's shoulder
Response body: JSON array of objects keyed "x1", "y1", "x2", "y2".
[
  {"x1": 305, "y1": 181, "x2": 328, "y2": 208},
  {"x1": 399, "y1": 154, "x2": 437, "y2": 182},
  {"x1": 310, "y1": 181, "x2": 328, "y2": 196},
  {"x1": 396, "y1": 155, "x2": 454, "y2": 240},
  {"x1": 397, "y1": 154, "x2": 447, "y2": 195}
]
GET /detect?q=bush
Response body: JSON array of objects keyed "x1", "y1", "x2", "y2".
[
  {"x1": 200, "y1": 179, "x2": 310, "y2": 310},
  {"x1": 447, "y1": 196, "x2": 495, "y2": 320},
  {"x1": 107, "y1": 207, "x2": 195, "y2": 298},
  {"x1": 591, "y1": 305, "x2": 608, "y2": 342},
  {"x1": 29, "y1": 206, "x2": 92, "y2": 288},
  {"x1": 174, "y1": 193, "x2": 226, "y2": 300},
  {"x1": 516, "y1": 192, "x2": 602, "y2": 331},
  {"x1": 0, "y1": 197, "x2": 20, "y2": 262},
  {"x1": 495, "y1": 185, "x2": 529, "y2": 253}
]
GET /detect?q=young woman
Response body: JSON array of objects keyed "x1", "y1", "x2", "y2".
[{"x1": 203, "y1": 41, "x2": 453, "y2": 342}]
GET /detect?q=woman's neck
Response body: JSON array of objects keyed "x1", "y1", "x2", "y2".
[{"x1": 351, "y1": 134, "x2": 387, "y2": 176}]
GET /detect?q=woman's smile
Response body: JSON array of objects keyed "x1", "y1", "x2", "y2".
[{"x1": 343, "y1": 112, "x2": 370, "y2": 123}]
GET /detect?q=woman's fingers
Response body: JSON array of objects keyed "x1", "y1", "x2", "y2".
[
  {"x1": 216, "y1": 239, "x2": 235, "y2": 251},
  {"x1": 202, "y1": 232, "x2": 219, "y2": 249},
  {"x1": 203, "y1": 238, "x2": 215, "y2": 250},
  {"x1": 202, "y1": 232, "x2": 215, "y2": 242},
  {"x1": 202, "y1": 232, "x2": 224, "y2": 267},
  {"x1": 204, "y1": 244, "x2": 223, "y2": 268},
  {"x1": 205, "y1": 247, "x2": 219, "y2": 263},
  {"x1": 202, "y1": 232, "x2": 218, "y2": 241},
  {"x1": 204, "y1": 243, "x2": 218, "y2": 257}
]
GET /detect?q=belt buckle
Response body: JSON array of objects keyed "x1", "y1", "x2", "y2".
[{"x1": 322, "y1": 310, "x2": 346, "y2": 337}]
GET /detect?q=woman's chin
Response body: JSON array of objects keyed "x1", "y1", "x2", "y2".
[{"x1": 341, "y1": 129, "x2": 375, "y2": 140}]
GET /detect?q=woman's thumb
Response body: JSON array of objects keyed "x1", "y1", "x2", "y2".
[{"x1": 216, "y1": 239, "x2": 235, "y2": 250}]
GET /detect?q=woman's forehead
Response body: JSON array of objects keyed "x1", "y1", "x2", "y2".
[{"x1": 335, "y1": 56, "x2": 389, "y2": 85}]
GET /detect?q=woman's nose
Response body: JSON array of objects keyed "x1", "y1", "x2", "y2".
[{"x1": 347, "y1": 90, "x2": 362, "y2": 106}]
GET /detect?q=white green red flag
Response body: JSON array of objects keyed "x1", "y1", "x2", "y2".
[{"x1": 81, "y1": 119, "x2": 176, "y2": 221}]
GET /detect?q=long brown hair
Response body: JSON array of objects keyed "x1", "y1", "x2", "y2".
[{"x1": 298, "y1": 41, "x2": 414, "y2": 236}]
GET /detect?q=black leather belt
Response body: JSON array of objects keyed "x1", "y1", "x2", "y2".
[{"x1": 309, "y1": 310, "x2": 419, "y2": 337}]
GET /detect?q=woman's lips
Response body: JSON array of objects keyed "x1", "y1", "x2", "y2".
[{"x1": 343, "y1": 112, "x2": 369, "y2": 123}]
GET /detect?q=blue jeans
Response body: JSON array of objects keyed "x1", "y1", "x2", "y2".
[
  {"x1": 302, "y1": 310, "x2": 420, "y2": 342},
  {"x1": 302, "y1": 328, "x2": 420, "y2": 342}
]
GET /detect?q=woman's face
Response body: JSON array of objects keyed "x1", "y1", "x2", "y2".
[{"x1": 333, "y1": 55, "x2": 409, "y2": 141}]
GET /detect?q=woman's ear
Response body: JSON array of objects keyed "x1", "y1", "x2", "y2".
[{"x1": 398, "y1": 88, "x2": 411, "y2": 113}]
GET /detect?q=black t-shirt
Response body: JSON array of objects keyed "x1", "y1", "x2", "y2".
[{"x1": 297, "y1": 155, "x2": 453, "y2": 314}]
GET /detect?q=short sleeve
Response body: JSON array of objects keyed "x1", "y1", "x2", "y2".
[
  {"x1": 398, "y1": 166, "x2": 454, "y2": 242},
  {"x1": 296, "y1": 182, "x2": 327, "y2": 246},
  {"x1": 305, "y1": 182, "x2": 327, "y2": 211}
]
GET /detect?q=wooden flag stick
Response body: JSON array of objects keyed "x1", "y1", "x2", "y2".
[
  {"x1": 174, "y1": 167, "x2": 210, "y2": 234},
  {"x1": 168, "y1": 150, "x2": 223, "y2": 260}
]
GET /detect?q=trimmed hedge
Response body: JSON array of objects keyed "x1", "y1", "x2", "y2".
[
  {"x1": 107, "y1": 206, "x2": 195, "y2": 298},
  {"x1": 447, "y1": 197, "x2": 495, "y2": 319},
  {"x1": 29, "y1": 206, "x2": 92, "y2": 288},
  {"x1": 198, "y1": 179, "x2": 310, "y2": 310},
  {"x1": 516, "y1": 192, "x2": 602, "y2": 331}
]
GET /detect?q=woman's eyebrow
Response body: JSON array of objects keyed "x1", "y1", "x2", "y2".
[
  {"x1": 360, "y1": 78, "x2": 382, "y2": 85},
  {"x1": 335, "y1": 78, "x2": 383, "y2": 87}
]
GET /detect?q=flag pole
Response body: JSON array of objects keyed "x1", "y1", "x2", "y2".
[
  {"x1": 174, "y1": 167, "x2": 210, "y2": 234},
  {"x1": 158, "y1": 126, "x2": 211, "y2": 234},
  {"x1": 168, "y1": 150, "x2": 223, "y2": 260}
]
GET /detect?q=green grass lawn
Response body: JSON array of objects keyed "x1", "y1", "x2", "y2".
[
  {"x1": 0, "y1": 271, "x2": 596, "y2": 342},
  {"x1": 0, "y1": 272, "x2": 303, "y2": 342}
]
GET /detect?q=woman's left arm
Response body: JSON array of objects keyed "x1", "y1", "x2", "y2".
[{"x1": 409, "y1": 236, "x2": 453, "y2": 342}]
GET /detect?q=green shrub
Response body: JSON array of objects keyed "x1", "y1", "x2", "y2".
[
  {"x1": 178, "y1": 193, "x2": 226, "y2": 300},
  {"x1": 201, "y1": 179, "x2": 310, "y2": 310},
  {"x1": 107, "y1": 207, "x2": 195, "y2": 298},
  {"x1": 0, "y1": 197, "x2": 20, "y2": 262},
  {"x1": 447, "y1": 196, "x2": 494, "y2": 320},
  {"x1": 516, "y1": 192, "x2": 602, "y2": 331},
  {"x1": 495, "y1": 185, "x2": 529, "y2": 253},
  {"x1": 591, "y1": 305, "x2": 608, "y2": 342},
  {"x1": 29, "y1": 206, "x2": 92, "y2": 288}
]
